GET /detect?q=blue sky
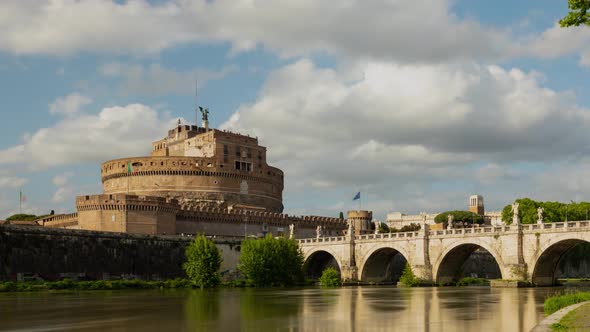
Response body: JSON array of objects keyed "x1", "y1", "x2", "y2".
[{"x1": 1, "y1": 0, "x2": 590, "y2": 220}]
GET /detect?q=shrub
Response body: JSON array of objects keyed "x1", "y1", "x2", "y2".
[
  {"x1": 319, "y1": 267, "x2": 341, "y2": 287},
  {"x1": 183, "y1": 235, "x2": 223, "y2": 289},
  {"x1": 239, "y1": 234, "x2": 304, "y2": 287},
  {"x1": 456, "y1": 277, "x2": 489, "y2": 286},
  {"x1": 399, "y1": 263, "x2": 420, "y2": 287}
]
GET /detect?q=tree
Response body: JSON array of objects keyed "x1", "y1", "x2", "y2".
[
  {"x1": 500, "y1": 198, "x2": 590, "y2": 224},
  {"x1": 378, "y1": 222, "x2": 390, "y2": 233},
  {"x1": 560, "y1": 0, "x2": 590, "y2": 27},
  {"x1": 319, "y1": 267, "x2": 341, "y2": 287},
  {"x1": 339, "y1": 211, "x2": 344, "y2": 219},
  {"x1": 239, "y1": 234, "x2": 304, "y2": 287},
  {"x1": 183, "y1": 235, "x2": 222, "y2": 289},
  {"x1": 434, "y1": 211, "x2": 483, "y2": 225},
  {"x1": 6, "y1": 214, "x2": 39, "y2": 221}
]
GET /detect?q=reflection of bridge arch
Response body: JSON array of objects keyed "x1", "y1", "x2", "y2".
[
  {"x1": 359, "y1": 246, "x2": 409, "y2": 283},
  {"x1": 433, "y1": 241, "x2": 504, "y2": 284},
  {"x1": 530, "y1": 233, "x2": 590, "y2": 286},
  {"x1": 304, "y1": 250, "x2": 342, "y2": 279}
]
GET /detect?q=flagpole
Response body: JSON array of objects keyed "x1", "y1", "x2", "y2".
[{"x1": 19, "y1": 189, "x2": 22, "y2": 214}]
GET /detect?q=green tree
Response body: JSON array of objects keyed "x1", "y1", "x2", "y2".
[
  {"x1": 434, "y1": 211, "x2": 483, "y2": 225},
  {"x1": 319, "y1": 267, "x2": 341, "y2": 287},
  {"x1": 6, "y1": 214, "x2": 39, "y2": 221},
  {"x1": 239, "y1": 234, "x2": 304, "y2": 287},
  {"x1": 378, "y1": 222, "x2": 390, "y2": 233},
  {"x1": 183, "y1": 235, "x2": 222, "y2": 289},
  {"x1": 500, "y1": 198, "x2": 590, "y2": 224},
  {"x1": 339, "y1": 211, "x2": 344, "y2": 219},
  {"x1": 560, "y1": 0, "x2": 590, "y2": 27}
]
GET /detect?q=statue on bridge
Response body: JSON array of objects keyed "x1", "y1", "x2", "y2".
[
  {"x1": 447, "y1": 214, "x2": 454, "y2": 230},
  {"x1": 537, "y1": 207, "x2": 544, "y2": 224},
  {"x1": 374, "y1": 221, "x2": 380, "y2": 235},
  {"x1": 316, "y1": 225, "x2": 323, "y2": 239},
  {"x1": 512, "y1": 201, "x2": 520, "y2": 225},
  {"x1": 289, "y1": 224, "x2": 295, "y2": 239}
]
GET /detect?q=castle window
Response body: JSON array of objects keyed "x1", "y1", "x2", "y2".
[
  {"x1": 235, "y1": 161, "x2": 241, "y2": 170},
  {"x1": 223, "y1": 144, "x2": 229, "y2": 155},
  {"x1": 247, "y1": 148, "x2": 252, "y2": 158},
  {"x1": 235, "y1": 146, "x2": 241, "y2": 157}
]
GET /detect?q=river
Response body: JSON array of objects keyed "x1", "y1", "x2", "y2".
[{"x1": 0, "y1": 286, "x2": 577, "y2": 331}]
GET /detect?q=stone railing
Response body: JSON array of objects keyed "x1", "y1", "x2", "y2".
[
  {"x1": 298, "y1": 236, "x2": 345, "y2": 244},
  {"x1": 356, "y1": 232, "x2": 421, "y2": 241},
  {"x1": 522, "y1": 221, "x2": 590, "y2": 231}
]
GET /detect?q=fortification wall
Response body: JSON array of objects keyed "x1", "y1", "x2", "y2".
[
  {"x1": 66, "y1": 194, "x2": 347, "y2": 237},
  {"x1": 101, "y1": 156, "x2": 283, "y2": 212},
  {"x1": 177, "y1": 208, "x2": 346, "y2": 238},
  {"x1": 0, "y1": 225, "x2": 242, "y2": 281}
]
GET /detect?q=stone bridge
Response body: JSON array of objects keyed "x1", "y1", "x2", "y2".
[{"x1": 298, "y1": 221, "x2": 590, "y2": 286}]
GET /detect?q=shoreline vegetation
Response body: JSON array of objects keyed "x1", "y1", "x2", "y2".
[{"x1": 544, "y1": 291, "x2": 590, "y2": 316}]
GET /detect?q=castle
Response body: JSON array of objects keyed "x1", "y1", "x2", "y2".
[{"x1": 38, "y1": 110, "x2": 348, "y2": 238}]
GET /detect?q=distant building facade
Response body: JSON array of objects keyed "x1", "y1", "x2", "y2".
[{"x1": 386, "y1": 194, "x2": 505, "y2": 229}]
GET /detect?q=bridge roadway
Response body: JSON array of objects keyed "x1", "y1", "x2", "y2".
[{"x1": 298, "y1": 221, "x2": 590, "y2": 285}]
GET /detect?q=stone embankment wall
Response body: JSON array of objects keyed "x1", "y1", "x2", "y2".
[{"x1": 0, "y1": 225, "x2": 241, "y2": 281}]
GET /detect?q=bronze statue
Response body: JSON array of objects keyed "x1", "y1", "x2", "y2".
[{"x1": 199, "y1": 106, "x2": 209, "y2": 122}]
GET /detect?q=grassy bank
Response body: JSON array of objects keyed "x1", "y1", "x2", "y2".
[
  {"x1": 0, "y1": 279, "x2": 196, "y2": 292},
  {"x1": 544, "y1": 291, "x2": 590, "y2": 315}
]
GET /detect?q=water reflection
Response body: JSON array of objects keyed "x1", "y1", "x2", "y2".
[{"x1": 0, "y1": 286, "x2": 585, "y2": 332}]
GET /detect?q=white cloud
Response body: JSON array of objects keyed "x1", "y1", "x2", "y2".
[
  {"x1": 52, "y1": 172, "x2": 72, "y2": 187},
  {"x1": 0, "y1": 103, "x2": 176, "y2": 169},
  {"x1": 0, "y1": 0, "x2": 512, "y2": 63},
  {"x1": 99, "y1": 62, "x2": 238, "y2": 96},
  {"x1": 49, "y1": 93, "x2": 92, "y2": 116},
  {"x1": 222, "y1": 59, "x2": 590, "y2": 214},
  {"x1": 0, "y1": 176, "x2": 28, "y2": 188},
  {"x1": 51, "y1": 172, "x2": 74, "y2": 203}
]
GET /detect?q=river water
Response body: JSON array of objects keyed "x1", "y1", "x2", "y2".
[{"x1": 0, "y1": 286, "x2": 575, "y2": 332}]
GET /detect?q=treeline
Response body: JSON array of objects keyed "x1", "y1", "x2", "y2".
[{"x1": 501, "y1": 198, "x2": 590, "y2": 224}]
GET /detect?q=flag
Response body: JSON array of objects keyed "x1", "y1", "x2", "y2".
[
  {"x1": 19, "y1": 190, "x2": 26, "y2": 203},
  {"x1": 353, "y1": 192, "x2": 360, "y2": 201},
  {"x1": 127, "y1": 161, "x2": 133, "y2": 174}
]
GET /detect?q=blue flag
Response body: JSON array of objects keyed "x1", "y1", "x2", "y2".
[{"x1": 353, "y1": 192, "x2": 360, "y2": 201}]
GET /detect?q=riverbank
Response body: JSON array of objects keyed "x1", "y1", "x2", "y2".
[
  {"x1": 551, "y1": 302, "x2": 590, "y2": 331},
  {"x1": 0, "y1": 279, "x2": 196, "y2": 292}
]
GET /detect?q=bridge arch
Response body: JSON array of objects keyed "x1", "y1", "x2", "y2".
[
  {"x1": 530, "y1": 233, "x2": 590, "y2": 286},
  {"x1": 433, "y1": 241, "x2": 505, "y2": 285},
  {"x1": 358, "y1": 246, "x2": 410, "y2": 283},
  {"x1": 303, "y1": 249, "x2": 342, "y2": 279}
]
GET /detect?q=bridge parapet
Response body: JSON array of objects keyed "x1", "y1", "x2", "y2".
[
  {"x1": 298, "y1": 236, "x2": 345, "y2": 244},
  {"x1": 522, "y1": 221, "x2": 590, "y2": 233}
]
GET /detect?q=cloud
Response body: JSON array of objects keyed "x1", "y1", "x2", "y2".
[
  {"x1": 0, "y1": 0, "x2": 512, "y2": 64},
  {"x1": 49, "y1": 93, "x2": 92, "y2": 116},
  {"x1": 99, "y1": 62, "x2": 238, "y2": 96},
  {"x1": 0, "y1": 176, "x2": 28, "y2": 188},
  {"x1": 0, "y1": 103, "x2": 176, "y2": 169},
  {"x1": 221, "y1": 59, "x2": 590, "y2": 215}
]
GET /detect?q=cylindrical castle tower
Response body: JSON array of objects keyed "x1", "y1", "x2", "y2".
[
  {"x1": 347, "y1": 210, "x2": 373, "y2": 235},
  {"x1": 100, "y1": 123, "x2": 285, "y2": 213}
]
